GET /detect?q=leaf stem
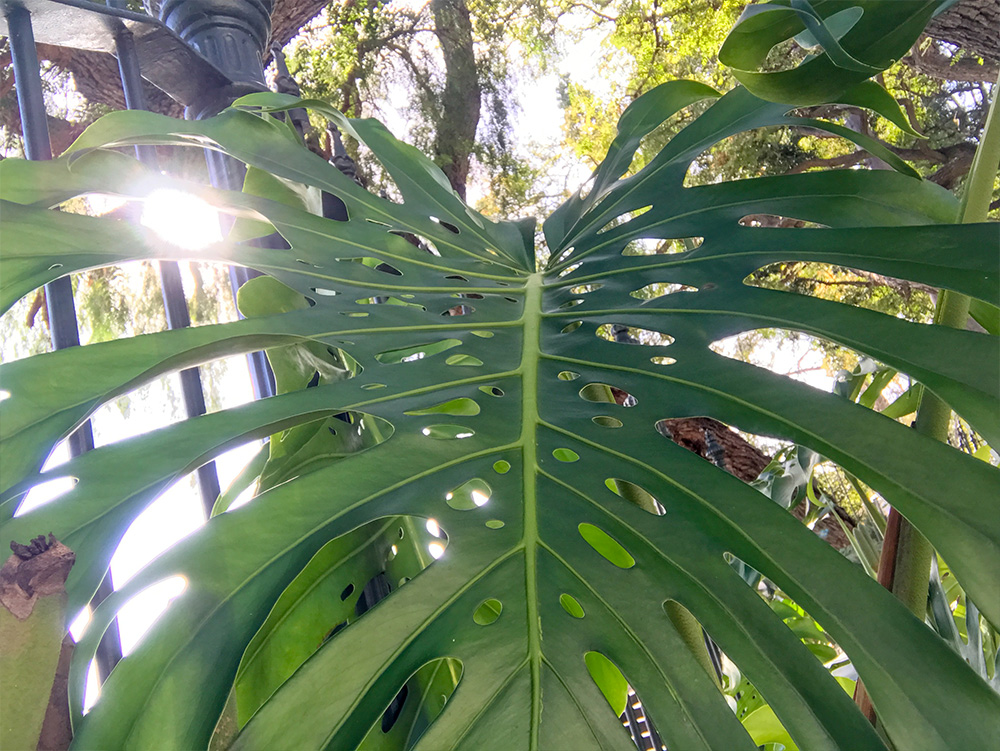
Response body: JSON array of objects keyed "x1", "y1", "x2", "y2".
[{"x1": 521, "y1": 274, "x2": 543, "y2": 750}]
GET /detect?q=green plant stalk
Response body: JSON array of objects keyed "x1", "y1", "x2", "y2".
[{"x1": 889, "y1": 71, "x2": 1000, "y2": 619}]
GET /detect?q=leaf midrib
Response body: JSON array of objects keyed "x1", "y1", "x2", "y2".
[{"x1": 520, "y1": 274, "x2": 544, "y2": 751}]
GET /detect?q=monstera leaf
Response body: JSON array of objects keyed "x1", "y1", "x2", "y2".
[{"x1": 1, "y1": 57, "x2": 998, "y2": 751}]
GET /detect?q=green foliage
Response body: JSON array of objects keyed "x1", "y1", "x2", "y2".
[{"x1": 1, "y1": 6, "x2": 998, "y2": 748}]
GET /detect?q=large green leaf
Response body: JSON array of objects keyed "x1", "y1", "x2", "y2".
[
  {"x1": 719, "y1": 0, "x2": 953, "y2": 105},
  {"x1": 1, "y1": 77, "x2": 998, "y2": 751}
]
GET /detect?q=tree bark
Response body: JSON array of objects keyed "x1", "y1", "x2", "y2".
[
  {"x1": 924, "y1": 0, "x2": 1000, "y2": 63},
  {"x1": 656, "y1": 416, "x2": 856, "y2": 549},
  {"x1": 904, "y1": 35, "x2": 999, "y2": 82},
  {"x1": 430, "y1": 0, "x2": 481, "y2": 199}
]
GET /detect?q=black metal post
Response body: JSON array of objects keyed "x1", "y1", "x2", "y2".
[
  {"x1": 109, "y1": 0, "x2": 223, "y2": 517},
  {"x1": 5, "y1": 3, "x2": 123, "y2": 681},
  {"x1": 149, "y1": 0, "x2": 278, "y2": 399}
]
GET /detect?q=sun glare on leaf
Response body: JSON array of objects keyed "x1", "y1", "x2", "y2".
[{"x1": 141, "y1": 189, "x2": 221, "y2": 250}]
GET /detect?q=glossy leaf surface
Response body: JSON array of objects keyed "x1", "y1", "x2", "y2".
[{"x1": 0, "y1": 79, "x2": 998, "y2": 751}]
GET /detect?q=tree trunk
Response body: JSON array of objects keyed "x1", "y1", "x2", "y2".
[
  {"x1": 430, "y1": 0, "x2": 481, "y2": 199},
  {"x1": 657, "y1": 416, "x2": 855, "y2": 549},
  {"x1": 924, "y1": 0, "x2": 1000, "y2": 63}
]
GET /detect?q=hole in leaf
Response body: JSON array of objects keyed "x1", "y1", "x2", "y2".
[
  {"x1": 622, "y1": 686, "x2": 667, "y2": 750},
  {"x1": 446, "y1": 478, "x2": 492, "y2": 510},
  {"x1": 630, "y1": 283, "x2": 698, "y2": 300},
  {"x1": 557, "y1": 263, "x2": 581, "y2": 278},
  {"x1": 553, "y1": 448, "x2": 580, "y2": 462},
  {"x1": 361, "y1": 383, "x2": 386, "y2": 390},
  {"x1": 650, "y1": 356, "x2": 677, "y2": 365},
  {"x1": 340, "y1": 583, "x2": 355, "y2": 601},
  {"x1": 342, "y1": 311, "x2": 369, "y2": 317},
  {"x1": 558, "y1": 370, "x2": 580, "y2": 381},
  {"x1": 357, "y1": 296, "x2": 425, "y2": 310},
  {"x1": 580, "y1": 383, "x2": 637, "y2": 406},
  {"x1": 473, "y1": 599, "x2": 503, "y2": 626},
  {"x1": 739, "y1": 215, "x2": 828, "y2": 229},
  {"x1": 479, "y1": 386, "x2": 504, "y2": 397},
  {"x1": 445, "y1": 354, "x2": 484, "y2": 367},
  {"x1": 570, "y1": 283, "x2": 603, "y2": 294},
  {"x1": 622, "y1": 236, "x2": 702, "y2": 255},
  {"x1": 592, "y1": 416, "x2": 623, "y2": 428},
  {"x1": 428, "y1": 541, "x2": 446, "y2": 559},
  {"x1": 584, "y1": 652, "x2": 629, "y2": 716},
  {"x1": 579, "y1": 523, "x2": 635, "y2": 569},
  {"x1": 311, "y1": 287, "x2": 338, "y2": 296},
  {"x1": 442, "y1": 304, "x2": 475, "y2": 316},
  {"x1": 743, "y1": 261, "x2": 935, "y2": 323},
  {"x1": 605, "y1": 478, "x2": 665, "y2": 516},
  {"x1": 561, "y1": 321, "x2": 583, "y2": 333},
  {"x1": 389, "y1": 231, "x2": 440, "y2": 256},
  {"x1": 376, "y1": 338, "x2": 462, "y2": 364},
  {"x1": 14, "y1": 475, "x2": 79, "y2": 516},
  {"x1": 445, "y1": 274, "x2": 469, "y2": 281},
  {"x1": 470, "y1": 330, "x2": 494, "y2": 338},
  {"x1": 405, "y1": 398, "x2": 480, "y2": 417},
  {"x1": 597, "y1": 324, "x2": 674, "y2": 346},
  {"x1": 493, "y1": 460, "x2": 511, "y2": 474},
  {"x1": 559, "y1": 298, "x2": 585, "y2": 309},
  {"x1": 421, "y1": 425, "x2": 475, "y2": 439},
  {"x1": 306, "y1": 371, "x2": 321, "y2": 389},
  {"x1": 552, "y1": 246, "x2": 575, "y2": 265},
  {"x1": 373, "y1": 261, "x2": 402, "y2": 276},
  {"x1": 596, "y1": 204, "x2": 652, "y2": 234},
  {"x1": 485, "y1": 519, "x2": 504, "y2": 529},
  {"x1": 560, "y1": 593, "x2": 585, "y2": 618},
  {"x1": 709, "y1": 329, "x2": 865, "y2": 392},
  {"x1": 430, "y1": 216, "x2": 460, "y2": 234},
  {"x1": 363, "y1": 658, "x2": 462, "y2": 745},
  {"x1": 381, "y1": 685, "x2": 409, "y2": 733}
]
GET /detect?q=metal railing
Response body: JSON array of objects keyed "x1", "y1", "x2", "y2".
[{"x1": 1, "y1": 0, "x2": 277, "y2": 684}]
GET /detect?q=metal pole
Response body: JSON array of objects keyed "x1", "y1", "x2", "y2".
[
  {"x1": 108, "y1": 1, "x2": 223, "y2": 517},
  {"x1": 149, "y1": 0, "x2": 277, "y2": 399},
  {"x1": 5, "y1": 3, "x2": 123, "y2": 681}
]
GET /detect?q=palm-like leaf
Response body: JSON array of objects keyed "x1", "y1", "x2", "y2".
[{"x1": 1, "y1": 73, "x2": 998, "y2": 751}]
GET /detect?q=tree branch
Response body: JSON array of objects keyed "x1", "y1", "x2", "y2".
[{"x1": 786, "y1": 151, "x2": 868, "y2": 174}]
